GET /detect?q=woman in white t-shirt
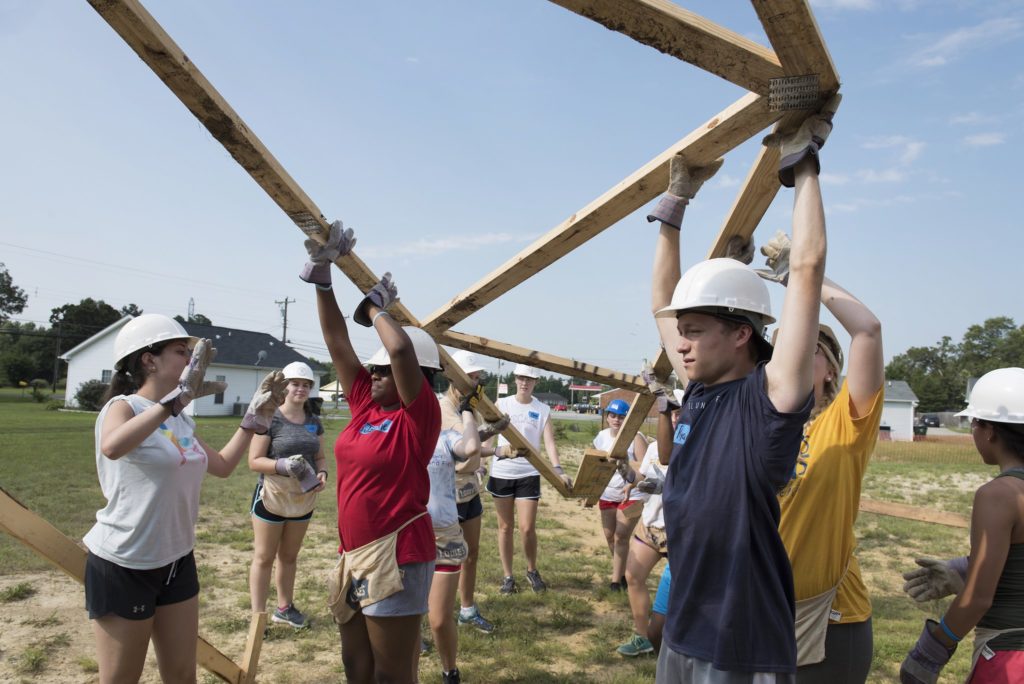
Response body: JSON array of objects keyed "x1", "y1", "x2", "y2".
[
  {"x1": 593, "y1": 399, "x2": 648, "y2": 592},
  {"x1": 83, "y1": 314, "x2": 285, "y2": 683},
  {"x1": 486, "y1": 364, "x2": 572, "y2": 595}
]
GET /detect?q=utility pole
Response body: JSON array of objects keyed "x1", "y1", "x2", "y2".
[{"x1": 275, "y1": 297, "x2": 295, "y2": 342}]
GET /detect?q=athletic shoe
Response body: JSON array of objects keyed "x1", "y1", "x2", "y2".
[
  {"x1": 525, "y1": 569, "x2": 547, "y2": 593},
  {"x1": 499, "y1": 576, "x2": 519, "y2": 595},
  {"x1": 617, "y1": 633, "x2": 654, "y2": 657},
  {"x1": 271, "y1": 604, "x2": 309, "y2": 629},
  {"x1": 443, "y1": 667, "x2": 461, "y2": 684},
  {"x1": 609, "y1": 581, "x2": 621, "y2": 592},
  {"x1": 458, "y1": 607, "x2": 495, "y2": 634},
  {"x1": 421, "y1": 637, "x2": 431, "y2": 654}
]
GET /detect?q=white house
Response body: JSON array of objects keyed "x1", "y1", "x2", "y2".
[
  {"x1": 61, "y1": 316, "x2": 324, "y2": 416},
  {"x1": 880, "y1": 379, "x2": 919, "y2": 442}
]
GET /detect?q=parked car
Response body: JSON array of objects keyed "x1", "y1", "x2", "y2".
[
  {"x1": 553, "y1": 404, "x2": 568, "y2": 411},
  {"x1": 922, "y1": 413, "x2": 940, "y2": 427}
]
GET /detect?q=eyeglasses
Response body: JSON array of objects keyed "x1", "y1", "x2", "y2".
[{"x1": 368, "y1": 365, "x2": 392, "y2": 377}]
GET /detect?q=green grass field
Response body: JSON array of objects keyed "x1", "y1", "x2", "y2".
[{"x1": 0, "y1": 394, "x2": 989, "y2": 682}]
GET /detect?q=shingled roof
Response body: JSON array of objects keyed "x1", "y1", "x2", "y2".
[{"x1": 180, "y1": 322, "x2": 323, "y2": 371}]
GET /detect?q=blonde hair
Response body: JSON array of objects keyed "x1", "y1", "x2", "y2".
[{"x1": 807, "y1": 362, "x2": 840, "y2": 425}]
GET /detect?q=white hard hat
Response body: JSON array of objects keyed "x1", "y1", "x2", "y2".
[
  {"x1": 282, "y1": 361, "x2": 315, "y2": 383},
  {"x1": 656, "y1": 258, "x2": 775, "y2": 328},
  {"x1": 956, "y1": 367, "x2": 1024, "y2": 424},
  {"x1": 512, "y1": 364, "x2": 541, "y2": 379},
  {"x1": 451, "y1": 349, "x2": 487, "y2": 375},
  {"x1": 113, "y1": 314, "x2": 196, "y2": 371},
  {"x1": 366, "y1": 326, "x2": 441, "y2": 370}
]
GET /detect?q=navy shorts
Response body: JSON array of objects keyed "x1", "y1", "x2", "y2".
[
  {"x1": 85, "y1": 550, "x2": 199, "y2": 620},
  {"x1": 457, "y1": 495, "x2": 483, "y2": 522},
  {"x1": 250, "y1": 483, "x2": 314, "y2": 524},
  {"x1": 486, "y1": 475, "x2": 541, "y2": 500}
]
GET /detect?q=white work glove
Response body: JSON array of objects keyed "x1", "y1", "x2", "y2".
[
  {"x1": 159, "y1": 339, "x2": 226, "y2": 417},
  {"x1": 724, "y1": 235, "x2": 754, "y2": 264},
  {"x1": 641, "y1": 363, "x2": 679, "y2": 414},
  {"x1": 353, "y1": 272, "x2": 399, "y2": 327},
  {"x1": 902, "y1": 557, "x2": 968, "y2": 602},
  {"x1": 299, "y1": 220, "x2": 357, "y2": 289},
  {"x1": 762, "y1": 93, "x2": 842, "y2": 187},
  {"x1": 240, "y1": 371, "x2": 288, "y2": 435},
  {"x1": 755, "y1": 230, "x2": 791, "y2": 285},
  {"x1": 646, "y1": 154, "x2": 724, "y2": 230},
  {"x1": 275, "y1": 455, "x2": 321, "y2": 493}
]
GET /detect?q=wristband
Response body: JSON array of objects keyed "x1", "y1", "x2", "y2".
[
  {"x1": 939, "y1": 617, "x2": 962, "y2": 643},
  {"x1": 371, "y1": 310, "x2": 391, "y2": 325},
  {"x1": 317, "y1": 469, "x2": 328, "y2": 478},
  {"x1": 553, "y1": 465, "x2": 564, "y2": 473}
]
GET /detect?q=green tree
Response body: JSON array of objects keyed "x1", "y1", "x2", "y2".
[
  {"x1": 0, "y1": 263, "x2": 28, "y2": 323},
  {"x1": 174, "y1": 313, "x2": 213, "y2": 326},
  {"x1": 49, "y1": 298, "x2": 136, "y2": 351},
  {"x1": 0, "y1": 322, "x2": 56, "y2": 385}
]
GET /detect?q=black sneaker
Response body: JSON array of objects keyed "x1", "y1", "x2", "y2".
[
  {"x1": 609, "y1": 581, "x2": 622, "y2": 592},
  {"x1": 525, "y1": 569, "x2": 547, "y2": 593},
  {"x1": 499, "y1": 575, "x2": 519, "y2": 595},
  {"x1": 443, "y1": 667, "x2": 461, "y2": 684},
  {"x1": 271, "y1": 603, "x2": 309, "y2": 629}
]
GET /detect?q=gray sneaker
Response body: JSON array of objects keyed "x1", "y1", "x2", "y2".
[
  {"x1": 526, "y1": 569, "x2": 547, "y2": 593},
  {"x1": 499, "y1": 575, "x2": 519, "y2": 595},
  {"x1": 457, "y1": 607, "x2": 495, "y2": 634},
  {"x1": 271, "y1": 604, "x2": 309, "y2": 629}
]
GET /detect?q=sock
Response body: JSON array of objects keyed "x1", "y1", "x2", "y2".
[{"x1": 459, "y1": 605, "x2": 476, "y2": 618}]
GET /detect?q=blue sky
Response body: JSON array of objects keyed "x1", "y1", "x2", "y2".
[{"x1": 1, "y1": 1, "x2": 1021, "y2": 378}]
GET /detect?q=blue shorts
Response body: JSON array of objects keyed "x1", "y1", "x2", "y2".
[
  {"x1": 653, "y1": 563, "x2": 672, "y2": 616},
  {"x1": 457, "y1": 495, "x2": 483, "y2": 522},
  {"x1": 358, "y1": 561, "x2": 434, "y2": 617}
]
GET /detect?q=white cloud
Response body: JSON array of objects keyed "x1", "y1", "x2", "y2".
[
  {"x1": 359, "y1": 232, "x2": 533, "y2": 259},
  {"x1": 858, "y1": 135, "x2": 925, "y2": 173},
  {"x1": 820, "y1": 172, "x2": 850, "y2": 186},
  {"x1": 910, "y1": 17, "x2": 1024, "y2": 68},
  {"x1": 809, "y1": 0, "x2": 876, "y2": 9},
  {"x1": 858, "y1": 168, "x2": 906, "y2": 183},
  {"x1": 714, "y1": 174, "x2": 740, "y2": 189},
  {"x1": 949, "y1": 111, "x2": 997, "y2": 125},
  {"x1": 964, "y1": 132, "x2": 1006, "y2": 147}
]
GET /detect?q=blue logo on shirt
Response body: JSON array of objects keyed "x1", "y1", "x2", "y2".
[
  {"x1": 359, "y1": 419, "x2": 394, "y2": 435},
  {"x1": 673, "y1": 423, "x2": 691, "y2": 446},
  {"x1": 528, "y1": 411, "x2": 540, "y2": 420},
  {"x1": 306, "y1": 423, "x2": 318, "y2": 434}
]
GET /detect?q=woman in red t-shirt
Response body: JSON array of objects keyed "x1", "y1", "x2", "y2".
[{"x1": 301, "y1": 223, "x2": 442, "y2": 683}]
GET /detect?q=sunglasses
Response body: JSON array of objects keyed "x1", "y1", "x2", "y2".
[{"x1": 368, "y1": 364, "x2": 392, "y2": 377}]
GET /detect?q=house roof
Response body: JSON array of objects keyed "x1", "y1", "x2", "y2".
[
  {"x1": 535, "y1": 392, "x2": 568, "y2": 404},
  {"x1": 61, "y1": 316, "x2": 323, "y2": 373},
  {"x1": 884, "y1": 379, "x2": 918, "y2": 403}
]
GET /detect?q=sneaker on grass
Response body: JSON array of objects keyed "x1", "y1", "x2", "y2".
[
  {"x1": 617, "y1": 633, "x2": 654, "y2": 657},
  {"x1": 271, "y1": 604, "x2": 309, "y2": 629},
  {"x1": 457, "y1": 606, "x2": 495, "y2": 634},
  {"x1": 499, "y1": 575, "x2": 519, "y2": 595},
  {"x1": 525, "y1": 569, "x2": 547, "y2": 593}
]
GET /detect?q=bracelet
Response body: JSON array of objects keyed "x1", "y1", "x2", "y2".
[
  {"x1": 939, "y1": 617, "x2": 961, "y2": 643},
  {"x1": 371, "y1": 310, "x2": 391, "y2": 325},
  {"x1": 553, "y1": 465, "x2": 564, "y2": 473}
]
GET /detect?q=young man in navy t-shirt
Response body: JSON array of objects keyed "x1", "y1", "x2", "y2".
[{"x1": 646, "y1": 98, "x2": 839, "y2": 683}]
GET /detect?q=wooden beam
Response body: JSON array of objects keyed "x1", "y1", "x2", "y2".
[
  {"x1": 422, "y1": 92, "x2": 781, "y2": 334},
  {"x1": 752, "y1": 0, "x2": 840, "y2": 93},
  {"x1": 439, "y1": 347, "x2": 572, "y2": 496},
  {"x1": 581, "y1": 392, "x2": 655, "y2": 505},
  {"x1": 438, "y1": 330, "x2": 646, "y2": 392},
  {"x1": 0, "y1": 486, "x2": 244, "y2": 683},
  {"x1": 240, "y1": 612, "x2": 268, "y2": 684},
  {"x1": 550, "y1": 0, "x2": 783, "y2": 94},
  {"x1": 706, "y1": 143, "x2": 780, "y2": 258},
  {"x1": 859, "y1": 498, "x2": 969, "y2": 529},
  {"x1": 572, "y1": 449, "x2": 620, "y2": 500}
]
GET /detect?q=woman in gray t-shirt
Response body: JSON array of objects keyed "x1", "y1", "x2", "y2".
[{"x1": 247, "y1": 362, "x2": 327, "y2": 629}]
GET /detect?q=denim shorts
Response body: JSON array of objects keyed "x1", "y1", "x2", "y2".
[{"x1": 359, "y1": 561, "x2": 434, "y2": 617}]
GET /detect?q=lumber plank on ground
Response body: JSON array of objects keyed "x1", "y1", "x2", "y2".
[
  {"x1": 859, "y1": 498, "x2": 969, "y2": 529},
  {"x1": 0, "y1": 486, "x2": 243, "y2": 683},
  {"x1": 420, "y1": 92, "x2": 781, "y2": 335},
  {"x1": 437, "y1": 330, "x2": 647, "y2": 393},
  {"x1": 549, "y1": 0, "x2": 783, "y2": 94},
  {"x1": 240, "y1": 612, "x2": 268, "y2": 684}
]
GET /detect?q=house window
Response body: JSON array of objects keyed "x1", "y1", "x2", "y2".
[
  {"x1": 101, "y1": 369, "x2": 112, "y2": 383},
  {"x1": 214, "y1": 376, "x2": 225, "y2": 405}
]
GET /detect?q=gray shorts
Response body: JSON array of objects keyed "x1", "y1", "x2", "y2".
[
  {"x1": 359, "y1": 561, "x2": 434, "y2": 617},
  {"x1": 656, "y1": 648, "x2": 795, "y2": 684}
]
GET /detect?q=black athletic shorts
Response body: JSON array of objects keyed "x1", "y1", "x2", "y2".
[
  {"x1": 486, "y1": 475, "x2": 541, "y2": 500},
  {"x1": 457, "y1": 494, "x2": 483, "y2": 522},
  {"x1": 85, "y1": 550, "x2": 199, "y2": 620},
  {"x1": 250, "y1": 483, "x2": 314, "y2": 524}
]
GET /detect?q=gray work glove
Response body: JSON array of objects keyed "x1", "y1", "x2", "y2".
[
  {"x1": 160, "y1": 339, "x2": 226, "y2": 417},
  {"x1": 553, "y1": 465, "x2": 573, "y2": 490},
  {"x1": 641, "y1": 363, "x2": 679, "y2": 414},
  {"x1": 724, "y1": 235, "x2": 754, "y2": 264},
  {"x1": 762, "y1": 93, "x2": 842, "y2": 187},
  {"x1": 240, "y1": 371, "x2": 288, "y2": 435},
  {"x1": 900, "y1": 620, "x2": 956, "y2": 684},
  {"x1": 616, "y1": 458, "x2": 637, "y2": 485},
  {"x1": 636, "y1": 477, "x2": 663, "y2": 495},
  {"x1": 478, "y1": 415, "x2": 510, "y2": 442},
  {"x1": 646, "y1": 154, "x2": 724, "y2": 230},
  {"x1": 275, "y1": 454, "x2": 321, "y2": 493},
  {"x1": 353, "y1": 272, "x2": 399, "y2": 327},
  {"x1": 755, "y1": 231, "x2": 791, "y2": 285},
  {"x1": 902, "y1": 557, "x2": 968, "y2": 602},
  {"x1": 300, "y1": 220, "x2": 357, "y2": 290}
]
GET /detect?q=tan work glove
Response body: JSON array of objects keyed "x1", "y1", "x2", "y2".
[
  {"x1": 762, "y1": 93, "x2": 842, "y2": 187},
  {"x1": 902, "y1": 557, "x2": 968, "y2": 602},
  {"x1": 641, "y1": 362, "x2": 679, "y2": 414},
  {"x1": 646, "y1": 154, "x2": 724, "y2": 230},
  {"x1": 240, "y1": 371, "x2": 288, "y2": 434},
  {"x1": 755, "y1": 231, "x2": 791, "y2": 285},
  {"x1": 724, "y1": 235, "x2": 754, "y2": 264},
  {"x1": 159, "y1": 339, "x2": 226, "y2": 416}
]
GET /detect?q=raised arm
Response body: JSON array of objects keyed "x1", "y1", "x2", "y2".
[
  {"x1": 821, "y1": 277, "x2": 883, "y2": 416},
  {"x1": 764, "y1": 97, "x2": 840, "y2": 412}
]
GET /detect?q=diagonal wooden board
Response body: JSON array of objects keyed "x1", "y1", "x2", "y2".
[
  {"x1": 0, "y1": 486, "x2": 257, "y2": 683},
  {"x1": 573, "y1": 448, "x2": 622, "y2": 500}
]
